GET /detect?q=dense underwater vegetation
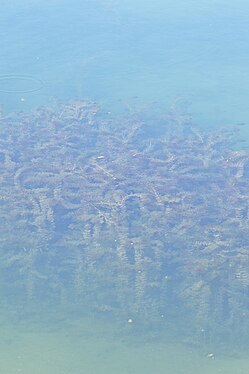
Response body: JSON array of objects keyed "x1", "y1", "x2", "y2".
[
  {"x1": 1, "y1": 98, "x2": 249, "y2": 354},
  {"x1": 2, "y1": 0, "x2": 249, "y2": 371}
]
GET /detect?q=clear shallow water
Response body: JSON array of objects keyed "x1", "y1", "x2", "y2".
[
  {"x1": 1, "y1": 0, "x2": 249, "y2": 129},
  {"x1": 1, "y1": 314, "x2": 249, "y2": 374},
  {"x1": 1, "y1": 0, "x2": 249, "y2": 372}
]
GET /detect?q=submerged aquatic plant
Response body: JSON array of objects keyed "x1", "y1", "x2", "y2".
[{"x1": 0, "y1": 98, "x2": 249, "y2": 348}]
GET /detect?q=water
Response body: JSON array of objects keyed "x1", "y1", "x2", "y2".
[
  {"x1": 1, "y1": 319, "x2": 247, "y2": 374},
  {"x1": 1, "y1": 0, "x2": 249, "y2": 372},
  {"x1": 0, "y1": 318, "x2": 238, "y2": 374},
  {"x1": 1, "y1": 0, "x2": 249, "y2": 127}
]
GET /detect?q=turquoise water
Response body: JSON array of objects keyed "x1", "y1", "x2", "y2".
[
  {"x1": 1, "y1": 0, "x2": 249, "y2": 128},
  {"x1": 1, "y1": 0, "x2": 249, "y2": 372},
  {"x1": 1, "y1": 315, "x2": 249, "y2": 374}
]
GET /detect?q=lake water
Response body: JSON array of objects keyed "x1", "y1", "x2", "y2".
[{"x1": 1, "y1": 0, "x2": 249, "y2": 372}]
